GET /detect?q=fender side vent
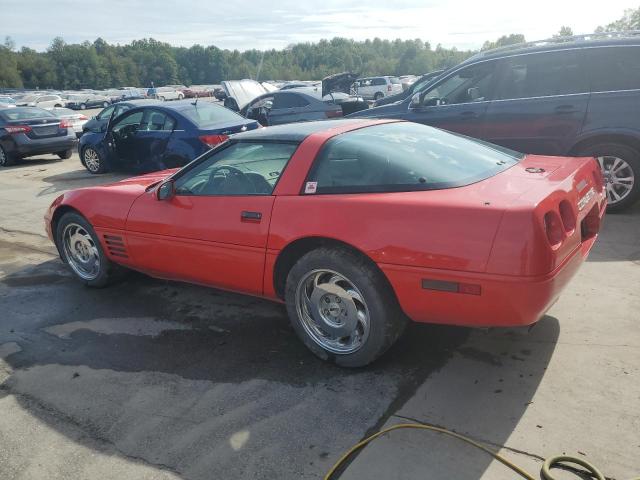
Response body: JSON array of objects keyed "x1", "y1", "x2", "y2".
[{"x1": 103, "y1": 234, "x2": 128, "y2": 258}]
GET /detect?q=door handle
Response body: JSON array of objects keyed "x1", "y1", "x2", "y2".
[
  {"x1": 554, "y1": 105, "x2": 579, "y2": 114},
  {"x1": 241, "y1": 211, "x2": 262, "y2": 221}
]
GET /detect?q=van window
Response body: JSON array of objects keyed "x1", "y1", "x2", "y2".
[
  {"x1": 273, "y1": 93, "x2": 310, "y2": 109},
  {"x1": 586, "y1": 46, "x2": 640, "y2": 92},
  {"x1": 424, "y1": 61, "x2": 497, "y2": 105},
  {"x1": 497, "y1": 51, "x2": 587, "y2": 100},
  {"x1": 372, "y1": 78, "x2": 387, "y2": 86}
]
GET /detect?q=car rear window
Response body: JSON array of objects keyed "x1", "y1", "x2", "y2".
[
  {"x1": 0, "y1": 107, "x2": 56, "y2": 121},
  {"x1": 390, "y1": 77, "x2": 401, "y2": 84},
  {"x1": 306, "y1": 122, "x2": 523, "y2": 194},
  {"x1": 180, "y1": 103, "x2": 244, "y2": 128}
]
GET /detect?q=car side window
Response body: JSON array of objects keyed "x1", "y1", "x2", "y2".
[
  {"x1": 112, "y1": 111, "x2": 144, "y2": 134},
  {"x1": 139, "y1": 110, "x2": 175, "y2": 131},
  {"x1": 586, "y1": 46, "x2": 640, "y2": 92},
  {"x1": 372, "y1": 78, "x2": 386, "y2": 86},
  {"x1": 424, "y1": 62, "x2": 497, "y2": 105},
  {"x1": 174, "y1": 142, "x2": 298, "y2": 196},
  {"x1": 497, "y1": 51, "x2": 587, "y2": 100},
  {"x1": 97, "y1": 105, "x2": 115, "y2": 120},
  {"x1": 273, "y1": 93, "x2": 310, "y2": 109}
]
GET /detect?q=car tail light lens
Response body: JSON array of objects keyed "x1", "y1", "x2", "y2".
[
  {"x1": 79, "y1": 115, "x2": 88, "y2": 120},
  {"x1": 325, "y1": 109, "x2": 342, "y2": 118},
  {"x1": 558, "y1": 200, "x2": 576, "y2": 233},
  {"x1": 59, "y1": 119, "x2": 73, "y2": 129},
  {"x1": 387, "y1": 85, "x2": 392, "y2": 91},
  {"x1": 199, "y1": 134, "x2": 228, "y2": 147},
  {"x1": 5, "y1": 125, "x2": 31, "y2": 134},
  {"x1": 543, "y1": 211, "x2": 564, "y2": 247}
]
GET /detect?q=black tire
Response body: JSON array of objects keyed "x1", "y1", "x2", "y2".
[
  {"x1": 374, "y1": 92, "x2": 384, "y2": 101},
  {"x1": 57, "y1": 149, "x2": 73, "y2": 160},
  {"x1": 81, "y1": 146, "x2": 107, "y2": 174},
  {"x1": 178, "y1": 94, "x2": 184, "y2": 100},
  {"x1": 577, "y1": 143, "x2": 640, "y2": 212},
  {"x1": 0, "y1": 145, "x2": 15, "y2": 167},
  {"x1": 80, "y1": 103, "x2": 87, "y2": 110},
  {"x1": 285, "y1": 247, "x2": 407, "y2": 367},
  {"x1": 55, "y1": 212, "x2": 123, "y2": 288}
]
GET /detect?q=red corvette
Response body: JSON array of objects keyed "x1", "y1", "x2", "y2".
[{"x1": 45, "y1": 119, "x2": 606, "y2": 366}]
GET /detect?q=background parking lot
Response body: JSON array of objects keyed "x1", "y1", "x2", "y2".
[{"x1": 0, "y1": 153, "x2": 638, "y2": 479}]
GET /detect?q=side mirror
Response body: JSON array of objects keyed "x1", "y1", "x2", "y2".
[{"x1": 156, "y1": 180, "x2": 175, "y2": 201}]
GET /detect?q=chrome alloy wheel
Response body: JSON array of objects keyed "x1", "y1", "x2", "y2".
[
  {"x1": 62, "y1": 223, "x2": 100, "y2": 280},
  {"x1": 597, "y1": 155, "x2": 635, "y2": 205},
  {"x1": 84, "y1": 148, "x2": 100, "y2": 173},
  {"x1": 295, "y1": 269, "x2": 370, "y2": 354}
]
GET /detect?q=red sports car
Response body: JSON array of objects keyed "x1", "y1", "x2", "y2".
[{"x1": 45, "y1": 119, "x2": 606, "y2": 366}]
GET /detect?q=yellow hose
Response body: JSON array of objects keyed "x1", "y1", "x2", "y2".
[{"x1": 324, "y1": 422, "x2": 639, "y2": 480}]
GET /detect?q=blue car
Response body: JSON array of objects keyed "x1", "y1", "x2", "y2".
[
  {"x1": 79, "y1": 101, "x2": 259, "y2": 174},
  {"x1": 350, "y1": 33, "x2": 640, "y2": 211}
]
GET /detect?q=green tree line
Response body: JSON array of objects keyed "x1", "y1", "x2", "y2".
[{"x1": 0, "y1": 6, "x2": 637, "y2": 90}]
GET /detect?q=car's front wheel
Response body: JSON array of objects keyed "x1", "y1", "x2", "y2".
[
  {"x1": 0, "y1": 145, "x2": 15, "y2": 167},
  {"x1": 80, "y1": 103, "x2": 87, "y2": 110},
  {"x1": 82, "y1": 146, "x2": 107, "y2": 174},
  {"x1": 285, "y1": 247, "x2": 407, "y2": 367},
  {"x1": 103, "y1": 101, "x2": 109, "y2": 108},
  {"x1": 578, "y1": 143, "x2": 640, "y2": 212},
  {"x1": 374, "y1": 92, "x2": 384, "y2": 101},
  {"x1": 56, "y1": 212, "x2": 122, "y2": 287}
]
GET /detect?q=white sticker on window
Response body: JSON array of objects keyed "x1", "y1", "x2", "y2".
[{"x1": 304, "y1": 181, "x2": 318, "y2": 194}]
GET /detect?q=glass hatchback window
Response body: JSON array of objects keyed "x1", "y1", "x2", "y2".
[
  {"x1": 175, "y1": 142, "x2": 298, "y2": 196},
  {"x1": 306, "y1": 122, "x2": 522, "y2": 194}
]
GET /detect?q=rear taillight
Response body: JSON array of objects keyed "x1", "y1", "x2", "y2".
[
  {"x1": 79, "y1": 115, "x2": 88, "y2": 120},
  {"x1": 558, "y1": 200, "x2": 576, "y2": 234},
  {"x1": 387, "y1": 85, "x2": 392, "y2": 91},
  {"x1": 325, "y1": 109, "x2": 342, "y2": 118},
  {"x1": 199, "y1": 134, "x2": 228, "y2": 147},
  {"x1": 5, "y1": 125, "x2": 31, "y2": 134},
  {"x1": 543, "y1": 211, "x2": 564, "y2": 248},
  {"x1": 59, "y1": 119, "x2": 73, "y2": 129}
]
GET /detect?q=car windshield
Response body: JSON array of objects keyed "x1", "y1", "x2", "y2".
[
  {"x1": 180, "y1": 103, "x2": 244, "y2": 128},
  {"x1": 309, "y1": 122, "x2": 523, "y2": 194},
  {"x1": 0, "y1": 107, "x2": 56, "y2": 120}
]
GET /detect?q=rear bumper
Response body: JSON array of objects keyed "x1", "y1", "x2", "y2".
[
  {"x1": 14, "y1": 134, "x2": 78, "y2": 157},
  {"x1": 381, "y1": 232, "x2": 600, "y2": 328}
]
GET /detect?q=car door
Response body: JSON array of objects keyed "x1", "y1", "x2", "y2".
[
  {"x1": 132, "y1": 109, "x2": 176, "y2": 172},
  {"x1": 106, "y1": 109, "x2": 145, "y2": 167},
  {"x1": 268, "y1": 93, "x2": 312, "y2": 125},
  {"x1": 482, "y1": 50, "x2": 590, "y2": 155},
  {"x1": 403, "y1": 60, "x2": 498, "y2": 138},
  {"x1": 124, "y1": 141, "x2": 299, "y2": 294}
]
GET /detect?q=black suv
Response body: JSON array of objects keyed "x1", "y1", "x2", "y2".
[{"x1": 352, "y1": 33, "x2": 640, "y2": 211}]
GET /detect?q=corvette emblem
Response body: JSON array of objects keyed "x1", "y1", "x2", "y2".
[{"x1": 577, "y1": 186, "x2": 596, "y2": 211}]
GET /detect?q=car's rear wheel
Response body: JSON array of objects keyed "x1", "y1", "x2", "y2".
[
  {"x1": 0, "y1": 145, "x2": 15, "y2": 167},
  {"x1": 82, "y1": 146, "x2": 107, "y2": 174},
  {"x1": 56, "y1": 212, "x2": 122, "y2": 287},
  {"x1": 178, "y1": 94, "x2": 184, "y2": 100},
  {"x1": 159, "y1": 96, "x2": 166, "y2": 101},
  {"x1": 578, "y1": 143, "x2": 640, "y2": 212},
  {"x1": 374, "y1": 92, "x2": 384, "y2": 101},
  {"x1": 285, "y1": 247, "x2": 407, "y2": 367},
  {"x1": 80, "y1": 103, "x2": 87, "y2": 110},
  {"x1": 57, "y1": 149, "x2": 73, "y2": 160}
]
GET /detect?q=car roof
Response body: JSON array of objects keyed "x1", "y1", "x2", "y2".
[
  {"x1": 463, "y1": 33, "x2": 640, "y2": 65},
  {"x1": 232, "y1": 119, "x2": 381, "y2": 142}
]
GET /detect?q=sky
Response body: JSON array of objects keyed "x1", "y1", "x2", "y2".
[{"x1": 2, "y1": 0, "x2": 637, "y2": 52}]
